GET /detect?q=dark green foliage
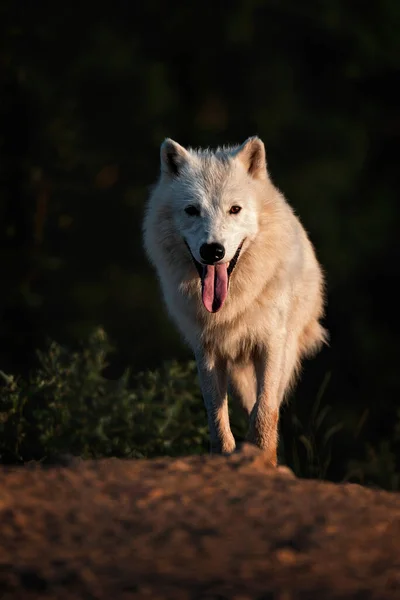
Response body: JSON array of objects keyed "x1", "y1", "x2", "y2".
[
  {"x1": 0, "y1": 329, "x2": 209, "y2": 463},
  {"x1": 345, "y1": 439, "x2": 400, "y2": 491}
]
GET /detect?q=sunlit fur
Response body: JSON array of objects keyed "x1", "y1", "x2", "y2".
[{"x1": 143, "y1": 136, "x2": 327, "y2": 464}]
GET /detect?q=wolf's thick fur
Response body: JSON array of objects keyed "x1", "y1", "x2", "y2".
[{"x1": 143, "y1": 137, "x2": 327, "y2": 465}]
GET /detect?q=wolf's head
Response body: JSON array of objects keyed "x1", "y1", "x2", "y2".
[{"x1": 157, "y1": 136, "x2": 269, "y2": 313}]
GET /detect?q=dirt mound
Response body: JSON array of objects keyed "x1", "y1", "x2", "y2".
[{"x1": 0, "y1": 444, "x2": 399, "y2": 599}]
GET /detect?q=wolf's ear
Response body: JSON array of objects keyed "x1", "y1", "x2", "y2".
[
  {"x1": 235, "y1": 137, "x2": 267, "y2": 180},
  {"x1": 160, "y1": 138, "x2": 190, "y2": 177}
]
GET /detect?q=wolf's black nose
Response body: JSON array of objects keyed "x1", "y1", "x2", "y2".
[{"x1": 200, "y1": 243, "x2": 225, "y2": 264}]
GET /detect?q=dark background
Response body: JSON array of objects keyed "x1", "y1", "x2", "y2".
[{"x1": 1, "y1": 1, "x2": 399, "y2": 482}]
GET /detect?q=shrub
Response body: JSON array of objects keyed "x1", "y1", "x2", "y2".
[{"x1": 0, "y1": 328, "x2": 209, "y2": 462}]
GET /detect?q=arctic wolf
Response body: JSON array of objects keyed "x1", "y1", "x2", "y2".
[{"x1": 143, "y1": 136, "x2": 327, "y2": 466}]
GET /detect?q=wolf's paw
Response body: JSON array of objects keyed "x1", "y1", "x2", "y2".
[
  {"x1": 276, "y1": 465, "x2": 296, "y2": 478},
  {"x1": 210, "y1": 436, "x2": 236, "y2": 455}
]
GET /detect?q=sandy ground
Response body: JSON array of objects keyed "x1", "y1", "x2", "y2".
[{"x1": 0, "y1": 444, "x2": 399, "y2": 599}]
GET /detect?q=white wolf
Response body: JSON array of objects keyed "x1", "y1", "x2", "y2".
[{"x1": 143, "y1": 137, "x2": 327, "y2": 466}]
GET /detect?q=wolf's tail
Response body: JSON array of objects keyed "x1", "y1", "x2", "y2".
[{"x1": 299, "y1": 320, "x2": 329, "y2": 359}]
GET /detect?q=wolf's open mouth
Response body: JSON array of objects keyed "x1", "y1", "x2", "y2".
[{"x1": 184, "y1": 240, "x2": 244, "y2": 313}]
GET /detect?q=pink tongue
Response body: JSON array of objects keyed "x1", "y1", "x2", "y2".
[{"x1": 201, "y1": 263, "x2": 229, "y2": 313}]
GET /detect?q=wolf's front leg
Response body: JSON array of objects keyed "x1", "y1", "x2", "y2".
[
  {"x1": 195, "y1": 353, "x2": 236, "y2": 455},
  {"x1": 246, "y1": 345, "x2": 284, "y2": 466}
]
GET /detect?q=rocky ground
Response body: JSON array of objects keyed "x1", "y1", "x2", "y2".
[{"x1": 0, "y1": 444, "x2": 399, "y2": 599}]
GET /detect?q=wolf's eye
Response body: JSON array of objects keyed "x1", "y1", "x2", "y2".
[
  {"x1": 229, "y1": 205, "x2": 242, "y2": 215},
  {"x1": 185, "y1": 205, "x2": 200, "y2": 216}
]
